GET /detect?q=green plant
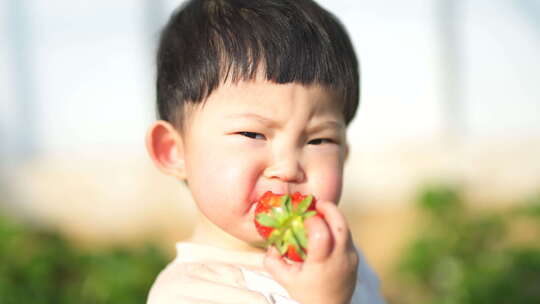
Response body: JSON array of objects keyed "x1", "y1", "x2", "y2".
[
  {"x1": 397, "y1": 184, "x2": 540, "y2": 304},
  {"x1": 0, "y1": 213, "x2": 169, "y2": 304}
]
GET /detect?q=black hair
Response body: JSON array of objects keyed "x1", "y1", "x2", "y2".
[{"x1": 156, "y1": 0, "x2": 359, "y2": 129}]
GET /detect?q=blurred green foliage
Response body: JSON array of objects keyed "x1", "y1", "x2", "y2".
[
  {"x1": 397, "y1": 184, "x2": 540, "y2": 304},
  {"x1": 0, "y1": 213, "x2": 169, "y2": 304},
  {"x1": 3, "y1": 185, "x2": 540, "y2": 304}
]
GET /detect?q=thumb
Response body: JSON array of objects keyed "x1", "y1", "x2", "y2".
[{"x1": 263, "y1": 246, "x2": 300, "y2": 284}]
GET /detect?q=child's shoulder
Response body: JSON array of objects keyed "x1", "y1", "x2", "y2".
[
  {"x1": 146, "y1": 260, "x2": 191, "y2": 304},
  {"x1": 147, "y1": 259, "x2": 267, "y2": 304}
]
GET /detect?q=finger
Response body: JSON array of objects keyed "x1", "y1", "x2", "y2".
[
  {"x1": 315, "y1": 200, "x2": 351, "y2": 252},
  {"x1": 263, "y1": 246, "x2": 301, "y2": 285},
  {"x1": 304, "y1": 214, "x2": 333, "y2": 263}
]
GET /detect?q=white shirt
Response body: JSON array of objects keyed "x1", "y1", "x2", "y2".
[{"x1": 171, "y1": 242, "x2": 386, "y2": 304}]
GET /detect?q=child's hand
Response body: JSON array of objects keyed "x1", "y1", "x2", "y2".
[
  {"x1": 263, "y1": 200, "x2": 359, "y2": 304},
  {"x1": 147, "y1": 262, "x2": 269, "y2": 304}
]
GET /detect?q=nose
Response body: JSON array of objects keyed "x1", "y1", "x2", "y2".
[{"x1": 263, "y1": 152, "x2": 305, "y2": 183}]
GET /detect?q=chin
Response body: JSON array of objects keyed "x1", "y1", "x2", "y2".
[
  {"x1": 229, "y1": 229, "x2": 265, "y2": 247},
  {"x1": 243, "y1": 234, "x2": 267, "y2": 249},
  {"x1": 249, "y1": 241, "x2": 267, "y2": 250}
]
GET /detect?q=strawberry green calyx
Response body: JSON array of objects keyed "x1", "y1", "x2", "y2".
[{"x1": 255, "y1": 194, "x2": 317, "y2": 261}]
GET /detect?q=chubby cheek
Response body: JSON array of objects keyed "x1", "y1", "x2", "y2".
[
  {"x1": 313, "y1": 168, "x2": 343, "y2": 205},
  {"x1": 307, "y1": 155, "x2": 344, "y2": 205},
  {"x1": 187, "y1": 151, "x2": 260, "y2": 229}
]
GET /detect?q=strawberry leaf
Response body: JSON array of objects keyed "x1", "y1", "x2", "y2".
[
  {"x1": 283, "y1": 196, "x2": 293, "y2": 213},
  {"x1": 297, "y1": 195, "x2": 313, "y2": 213},
  {"x1": 303, "y1": 211, "x2": 317, "y2": 219},
  {"x1": 292, "y1": 220, "x2": 308, "y2": 249},
  {"x1": 297, "y1": 245, "x2": 307, "y2": 260},
  {"x1": 278, "y1": 239, "x2": 288, "y2": 255},
  {"x1": 286, "y1": 229, "x2": 300, "y2": 250},
  {"x1": 290, "y1": 232, "x2": 306, "y2": 259},
  {"x1": 256, "y1": 214, "x2": 279, "y2": 228},
  {"x1": 271, "y1": 207, "x2": 281, "y2": 218},
  {"x1": 279, "y1": 196, "x2": 289, "y2": 212},
  {"x1": 268, "y1": 230, "x2": 282, "y2": 243},
  {"x1": 271, "y1": 207, "x2": 287, "y2": 225}
]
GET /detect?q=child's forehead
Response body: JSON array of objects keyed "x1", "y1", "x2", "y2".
[
  {"x1": 201, "y1": 79, "x2": 344, "y2": 116},
  {"x1": 215, "y1": 78, "x2": 341, "y2": 104},
  {"x1": 177, "y1": 80, "x2": 346, "y2": 134}
]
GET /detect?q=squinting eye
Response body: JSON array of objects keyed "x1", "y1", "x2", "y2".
[
  {"x1": 308, "y1": 138, "x2": 334, "y2": 145},
  {"x1": 238, "y1": 131, "x2": 266, "y2": 140}
]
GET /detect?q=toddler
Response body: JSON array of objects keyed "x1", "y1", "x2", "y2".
[{"x1": 145, "y1": 0, "x2": 385, "y2": 303}]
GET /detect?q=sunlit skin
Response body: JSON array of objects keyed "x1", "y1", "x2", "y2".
[{"x1": 146, "y1": 77, "x2": 358, "y2": 304}]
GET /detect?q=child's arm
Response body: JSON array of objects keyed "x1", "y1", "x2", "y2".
[
  {"x1": 263, "y1": 201, "x2": 359, "y2": 304},
  {"x1": 147, "y1": 262, "x2": 270, "y2": 304}
]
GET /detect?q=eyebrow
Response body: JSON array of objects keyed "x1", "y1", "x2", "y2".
[
  {"x1": 226, "y1": 113, "x2": 344, "y2": 133},
  {"x1": 306, "y1": 120, "x2": 345, "y2": 134},
  {"x1": 226, "y1": 113, "x2": 281, "y2": 128}
]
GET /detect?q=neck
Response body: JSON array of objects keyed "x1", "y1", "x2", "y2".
[{"x1": 188, "y1": 212, "x2": 265, "y2": 254}]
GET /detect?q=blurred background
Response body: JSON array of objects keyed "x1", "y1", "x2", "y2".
[{"x1": 1, "y1": 0, "x2": 539, "y2": 303}]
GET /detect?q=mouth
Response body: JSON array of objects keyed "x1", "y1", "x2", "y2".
[
  {"x1": 248, "y1": 189, "x2": 303, "y2": 214},
  {"x1": 247, "y1": 200, "x2": 259, "y2": 215}
]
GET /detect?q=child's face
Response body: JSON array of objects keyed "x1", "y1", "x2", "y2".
[{"x1": 181, "y1": 79, "x2": 348, "y2": 246}]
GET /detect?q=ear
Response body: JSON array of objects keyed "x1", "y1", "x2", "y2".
[{"x1": 145, "y1": 120, "x2": 187, "y2": 180}]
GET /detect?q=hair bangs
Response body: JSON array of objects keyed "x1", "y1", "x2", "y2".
[{"x1": 156, "y1": 0, "x2": 359, "y2": 128}]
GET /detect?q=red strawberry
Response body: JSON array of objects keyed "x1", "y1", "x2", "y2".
[{"x1": 254, "y1": 191, "x2": 319, "y2": 262}]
